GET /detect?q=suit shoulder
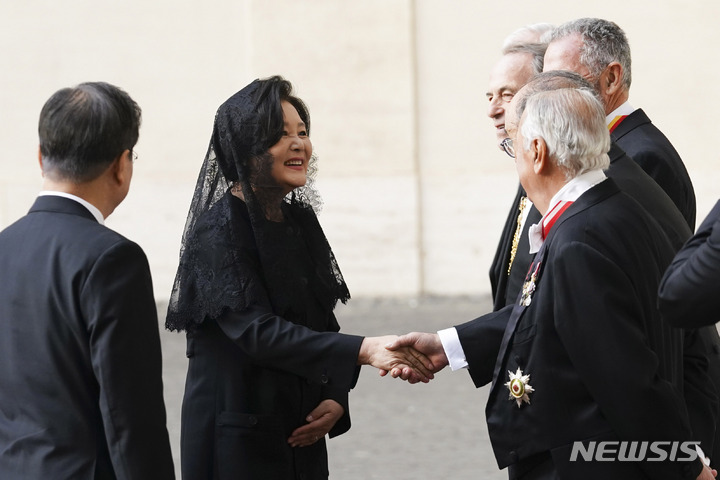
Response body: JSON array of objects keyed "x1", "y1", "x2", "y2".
[
  {"x1": 59, "y1": 218, "x2": 144, "y2": 257},
  {"x1": 616, "y1": 117, "x2": 683, "y2": 167},
  {"x1": 553, "y1": 189, "x2": 660, "y2": 244},
  {"x1": 56, "y1": 214, "x2": 147, "y2": 264},
  {"x1": 553, "y1": 191, "x2": 675, "y2": 272},
  {"x1": 92, "y1": 229, "x2": 148, "y2": 266}
]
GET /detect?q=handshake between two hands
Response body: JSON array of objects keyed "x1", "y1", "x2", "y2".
[{"x1": 358, "y1": 333, "x2": 450, "y2": 384}]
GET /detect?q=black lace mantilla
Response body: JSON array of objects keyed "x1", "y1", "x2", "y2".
[{"x1": 166, "y1": 77, "x2": 349, "y2": 332}]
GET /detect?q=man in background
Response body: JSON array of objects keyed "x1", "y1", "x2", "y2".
[
  {"x1": 543, "y1": 17, "x2": 696, "y2": 228},
  {"x1": 0, "y1": 82, "x2": 175, "y2": 479},
  {"x1": 543, "y1": 18, "x2": 720, "y2": 464},
  {"x1": 391, "y1": 78, "x2": 714, "y2": 480},
  {"x1": 486, "y1": 24, "x2": 551, "y2": 310}
]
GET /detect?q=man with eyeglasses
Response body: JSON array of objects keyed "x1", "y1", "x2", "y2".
[
  {"x1": 0, "y1": 82, "x2": 175, "y2": 479},
  {"x1": 486, "y1": 25, "x2": 551, "y2": 312},
  {"x1": 389, "y1": 76, "x2": 715, "y2": 480}
]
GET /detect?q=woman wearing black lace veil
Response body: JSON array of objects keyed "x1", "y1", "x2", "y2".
[{"x1": 166, "y1": 76, "x2": 432, "y2": 479}]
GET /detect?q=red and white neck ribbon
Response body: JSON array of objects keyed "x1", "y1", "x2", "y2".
[
  {"x1": 527, "y1": 169, "x2": 607, "y2": 254},
  {"x1": 541, "y1": 200, "x2": 574, "y2": 239},
  {"x1": 528, "y1": 200, "x2": 574, "y2": 253}
]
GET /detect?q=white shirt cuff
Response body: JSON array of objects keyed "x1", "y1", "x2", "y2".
[
  {"x1": 697, "y1": 445, "x2": 710, "y2": 466},
  {"x1": 438, "y1": 327, "x2": 469, "y2": 371}
]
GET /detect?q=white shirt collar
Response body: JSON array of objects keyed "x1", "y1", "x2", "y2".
[
  {"x1": 528, "y1": 169, "x2": 606, "y2": 253},
  {"x1": 605, "y1": 101, "x2": 636, "y2": 127},
  {"x1": 38, "y1": 191, "x2": 105, "y2": 225}
]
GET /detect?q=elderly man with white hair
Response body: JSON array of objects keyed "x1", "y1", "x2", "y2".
[
  {"x1": 388, "y1": 81, "x2": 714, "y2": 480},
  {"x1": 544, "y1": 18, "x2": 720, "y2": 468}
]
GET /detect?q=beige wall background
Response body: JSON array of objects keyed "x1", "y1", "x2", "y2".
[{"x1": 1, "y1": 0, "x2": 718, "y2": 303}]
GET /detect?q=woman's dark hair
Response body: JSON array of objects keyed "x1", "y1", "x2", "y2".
[
  {"x1": 38, "y1": 81, "x2": 141, "y2": 182},
  {"x1": 212, "y1": 76, "x2": 312, "y2": 189},
  {"x1": 249, "y1": 76, "x2": 311, "y2": 158},
  {"x1": 167, "y1": 76, "x2": 349, "y2": 333}
]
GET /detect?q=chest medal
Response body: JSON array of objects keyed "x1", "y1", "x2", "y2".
[
  {"x1": 519, "y1": 261, "x2": 541, "y2": 307},
  {"x1": 505, "y1": 367, "x2": 534, "y2": 408}
]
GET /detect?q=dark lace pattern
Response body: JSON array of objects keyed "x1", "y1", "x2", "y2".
[{"x1": 166, "y1": 78, "x2": 349, "y2": 332}]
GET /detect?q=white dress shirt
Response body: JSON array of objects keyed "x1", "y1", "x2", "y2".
[{"x1": 606, "y1": 101, "x2": 636, "y2": 127}]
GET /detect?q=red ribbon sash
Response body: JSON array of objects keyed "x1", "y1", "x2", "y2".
[{"x1": 542, "y1": 200, "x2": 573, "y2": 239}]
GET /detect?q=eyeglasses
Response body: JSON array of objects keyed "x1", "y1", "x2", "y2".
[
  {"x1": 130, "y1": 150, "x2": 138, "y2": 162},
  {"x1": 500, "y1": 137, "x2": 515, "y2": 158}
]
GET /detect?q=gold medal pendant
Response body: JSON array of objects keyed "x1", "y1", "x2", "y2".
[{"x1": 505, "y1": 367, "x2": 534, "y2": 408}]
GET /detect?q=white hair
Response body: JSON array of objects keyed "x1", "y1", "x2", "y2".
[
  {"x1": 503, "y1": 43, "x2": 548, "y2": 76},
  {"x1": 520, "y1": 88, "x2": 610, "y2": 179},
  {"x1": 502, "y1": 23, "x2": 555, "y2": 53}
]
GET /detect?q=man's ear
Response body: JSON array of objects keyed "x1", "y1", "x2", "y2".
[
  {"x1": 533, "y1": 138, "x2": 548, "y2": 174},
  {"x1": 111, "y1": 150, "x2": 133, "y2": 187},
  {"x1": 38, "y1": 146, "x2": 44, "y2": 176},
  {"x1": 601, "y1": 62, "x2": 624, "y2": 96}
]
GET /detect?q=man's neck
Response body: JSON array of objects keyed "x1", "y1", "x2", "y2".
[
  {"x1": 604, "y1": 89, "x2": 630, "y2": 116},
  {"x1": 531, "y1": 176, "x2": 569, "y2": 216},
  {"x1": 41, "y1": 178, "x2": 113, "y2": 219}
]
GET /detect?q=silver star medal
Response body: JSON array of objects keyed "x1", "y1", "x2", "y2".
[
  {"x1": 519, "y1": 272, "x2": 537, "y2": 306},
  {"x1": 505, "y1": 367, "x2": 534, "y2": 407}
]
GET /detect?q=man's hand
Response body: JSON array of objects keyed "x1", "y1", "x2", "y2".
[
  {"x1": 697, "y1": 462, "x2": 717, "y2": 480},
  {"x1": 383, "y1": 332, "x2": 449, "y2": 380},
  {"x1": 358, "y1": 335, "x2": 435, "y2": 383},
  {"x1": 288, "y1": 399, "x2": 344, "y2": 448}
]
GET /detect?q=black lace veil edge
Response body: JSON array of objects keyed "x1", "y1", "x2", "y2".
[
  {"x1": 165, "y1": 144, "x2": 348, "y2": 333},
  {"x1": 166, "y1": 76, "x2": 349, "y2": 333}
]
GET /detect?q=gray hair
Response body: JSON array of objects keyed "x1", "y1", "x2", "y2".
[
  {"x1": 504, "y1": 43, "x2": 548, "y2": 76},
  {"x1": 520, "y1": 87, "x2": 610, "y2": 180},
  {"x1": 502, "y1": 23, "x2": 555, "y2": 52},
  {"x1": 515, "y1": 70, "x2": 600, "y2": 119},
  {"x1": 549, "y1": 18, "x2": 632, "y2": 90}
]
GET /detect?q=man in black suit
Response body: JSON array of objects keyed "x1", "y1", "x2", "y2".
[
  {"x1": 389, "y1": 81, "x2": 714, "y2": 479},
  {"x1": 486, "y1": 36, "x2": 548, "y2": 311},
  {"x1": 543, "y1": 17, "x2": 696, "y2": 229},
  {"x1": 490, "y1": 73, "x2": 718, "y2": 464},
  {"x1": 542, "y1": 18, "x2": 720, "y2": 463},
  {"x1": 0, "y1": 82, "x2": 175, "y2": 479},
  {"x1": 659, "y1": 201, "x2": 720, "y2": 328}
]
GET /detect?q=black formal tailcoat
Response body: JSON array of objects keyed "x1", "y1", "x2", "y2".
[
  {"x1": 179, "y1": 197, "x2": 364, "y2": 480},
  {"x1": 463, "y1": 179, "x2": 701, "y2": 479},
  {"x1": 0, "y1": 196, "x2": 174, "y2": 479},
  {"x1": 489, "y1": 184, "x2": 541, "y2": 312},
  {"x1": 659, "y1": 200, "x2": 720, "y2": 328},
  {"x1": 612, "y1": 108, "x2": 696, "y2": 229},
  {"x1": 489, "y1": 143, "x2": 720, "y2": 462},
  {"x1": 613, "y1": 113, "x2": 720, "y2": 461}
]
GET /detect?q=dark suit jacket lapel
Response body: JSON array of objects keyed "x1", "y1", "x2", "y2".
[{"x1": 29, "y1": 195, "x2": 98, "y2": 222}]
